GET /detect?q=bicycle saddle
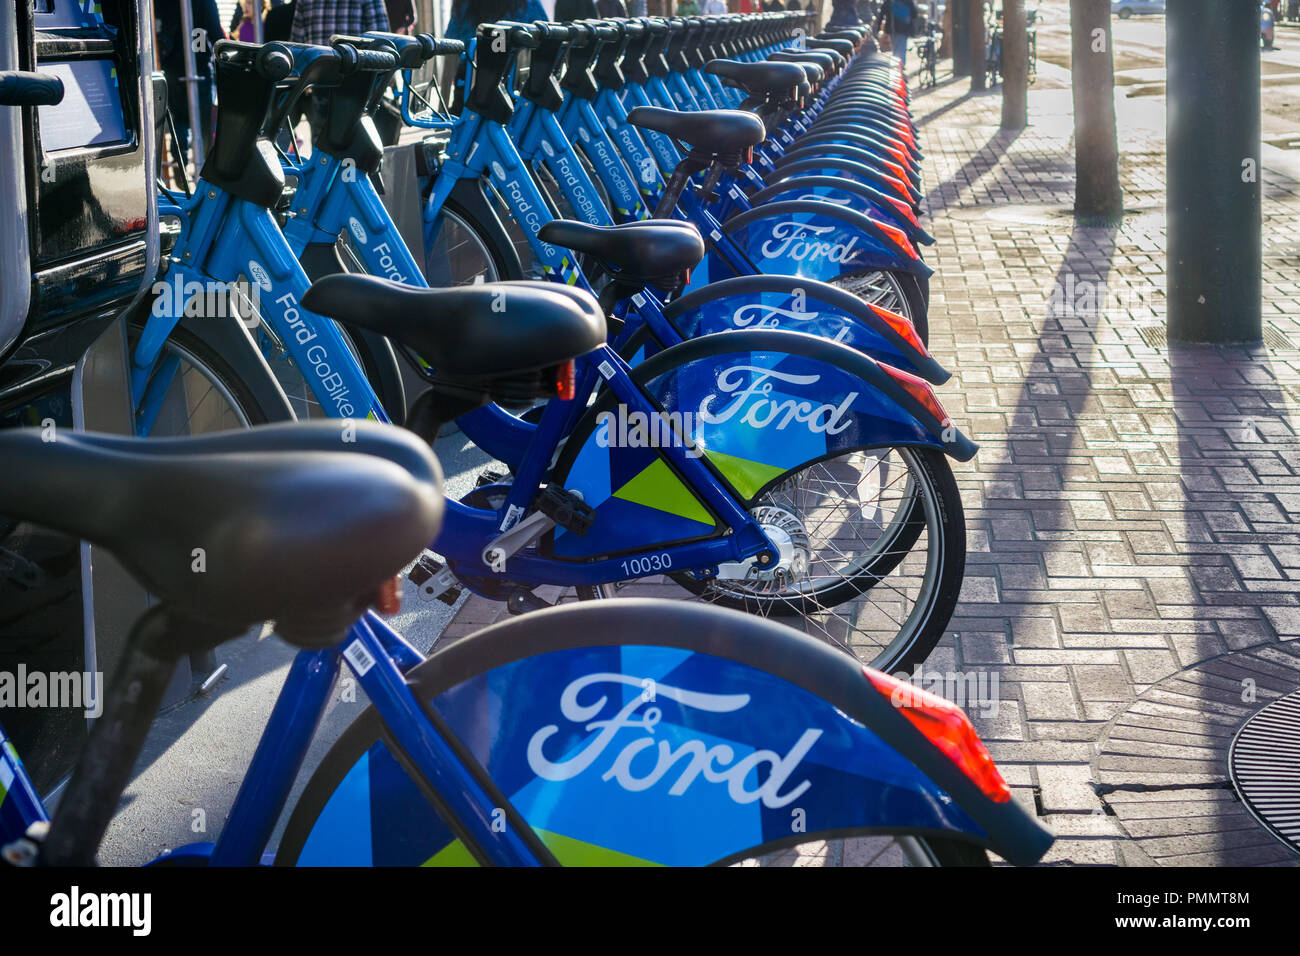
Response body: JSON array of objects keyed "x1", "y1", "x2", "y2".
[
  {"x1": 808, "y1": 38, "x2": 855, "y2": 58},
  {"x1": 769, "y1": 50, "x2": 836, "y2": 79},
  {"x1": 703, "y1": 59, "x2": 806, "y2": 96},
  {"x1": 0, "y1": 422, "x2": 444, "y2": 646},
  {"x1": 300, "y1": 278, "x2": 605, "y2": 381},
  {"x1": 626, "y1": 105, "x2": 765, "y2": 154},
  {"x1": 538, "y1": 220, "x2": 704, "y2": 284}
]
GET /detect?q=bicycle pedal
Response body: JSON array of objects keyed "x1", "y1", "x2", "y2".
[
  {"x1": 407, "y1": 553, "x2": 463, "y2": 606},
  {"x1": 535, "y1": 485, "x2": 595, "y2": 537},
  {"x1": 506, "y1": 590, "x2": 553, "y2": 615},
  {"x1": 475, "y1": 467, "x2": 511, "y2": 489}
]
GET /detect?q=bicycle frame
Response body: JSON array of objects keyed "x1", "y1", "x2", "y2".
[{"x1": 140, "y1": 174, "x2": 789, "y2": 595}]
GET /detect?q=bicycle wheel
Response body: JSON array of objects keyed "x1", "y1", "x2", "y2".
[
  {"x1": 833, "y1": 268, "x2": 929, "y2": 343},
  {"x1": 424, "y1": 199, "x2": 506, "y2": 287},
  {"x1": 275, "y1": 601, "x2": 1003, "y2": 867},
  {"x1": 736, "y1": 835, "x2": 988, "y2": 866},
  {"x1": 581, "y1": 446, "x2": 965, "y2": 676},
  {"x1": 128, "y1": 320, "x2": 271, "y2": 436},
  {"x1": 258, "y1": 323, "x2": 377, "y2": 422}
]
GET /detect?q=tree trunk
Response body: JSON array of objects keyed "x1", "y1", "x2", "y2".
[
  {"x1": 940, "y1": 2, "x2": 952, "y2": 58},
  {"x1": 1071, "y1": 0, "x2": 1123, "y2": 217},
  {"x1": 952, "y1": 0, "x2": 969, "y2": 75},
  {"x1": 1002, "y1": 0, "x2": 1028, "y2": 128},
  {"x1": 969, "y1": 0, "x2": 986, "y2": 91}
]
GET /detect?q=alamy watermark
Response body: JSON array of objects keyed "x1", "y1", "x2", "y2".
[
  {"x1": 887, "y1": 665, "x2": 1001, "y2": 719},
  {"x1": 0, "y1": 666, "x2": 103, "y2": 718},
  {"x1": 595, "y1": 406, "x2": 705, "y2": 458},
  {"x1": 1045, "y1": 273, "x2": 1160, "y2": 319},
  {"x1": 150, "y1": 273, "x2": 262, "y2": 327}
]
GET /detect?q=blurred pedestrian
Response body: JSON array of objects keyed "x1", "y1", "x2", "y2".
[
  {"x1": 292, "y1": 0, "x2": 390, "y2": 137},
  {"x1": 230, "y1": 0, "x2": 270, "y2": 40},
  {"x1": 291, "y1": 0, "x2": 390, "y2": 45},
  {"x1": 156, "y1": 0, "x2": 224, "y2": 174},
  {"x1": 873, "y1": 0, "x2": 916, "y2": 68},
  {"x1": 556, "y1": 0, "x2": 598, "y2": 18}
]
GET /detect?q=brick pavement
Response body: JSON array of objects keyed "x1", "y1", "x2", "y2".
[{"x1": 434, "y1": 75, "x2": 1300, "y2": 865}]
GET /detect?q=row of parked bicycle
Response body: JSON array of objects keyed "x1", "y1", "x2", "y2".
[{"x1": 0, "y1": 11, "x2": 1054, "y2": 867}]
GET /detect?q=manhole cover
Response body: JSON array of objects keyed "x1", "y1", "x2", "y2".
[{"x1": 1230, "y1": 689, "x2": 1300, "y2": 854}]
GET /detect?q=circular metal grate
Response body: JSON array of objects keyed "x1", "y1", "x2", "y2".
[{"x1": 1229, "y1": 689, "x2": 1300, "y2": 855}]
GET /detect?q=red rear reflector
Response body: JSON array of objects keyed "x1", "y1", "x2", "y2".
[
  {"x1": 887, "y1": 196, "x2": 920, "y2": 228},
  {"x1": 873, "y1": 218, "x2": 918, "y2": 260},
  {"x1": 376, "y1": 575, "x2": 402, "y2": 615},
  {"x1": 868, "y1": 304, "x2": 929, "y2": 358},
  {"x1": 864, "y1": 668, "x2": 1011, "y2": 803},
  {"x1": 555, "y1": 360, "x2": 576, "y2": 400},
  {"x1": 878, "y1": 362, "x2": 951, "y2": 428},
  {"x1": 745, "y1": 146, "x2": 754, "y2": 164}
]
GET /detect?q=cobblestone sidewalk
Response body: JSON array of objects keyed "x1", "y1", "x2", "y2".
[{"x1": 435, "y1": 72, "x2": 1300, "y2": 866}]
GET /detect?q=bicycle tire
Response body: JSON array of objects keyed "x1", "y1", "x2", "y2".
[
  {"x1": 580, "y1": 446, "x2": 964, "y2": 677},
  {"x1": 425, "y1": 197, "x2": 514, "y2": 286},
  {"x1": 127, "y1": 319, "x2": 276, "y2": 435},
  {"x1": 834, "y1": 268, "x2": 929, "y2": 343}
]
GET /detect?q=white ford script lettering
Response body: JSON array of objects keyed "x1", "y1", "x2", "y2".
[
  {"x1": 698, "y1": 365, "x2": 857, "y2": 435},
  {"x1": 760, "y1": 221, "x2": 862, "y2": 264},
  {"x1": 526, "y1": 673, "x2": 822, "y2": 808}
]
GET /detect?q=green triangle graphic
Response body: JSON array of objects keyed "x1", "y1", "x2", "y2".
[
  {"x1": 612, "y1": 457, "x2": 713, "y2": 525},
  {"x1": 422, "y1": 829, "x2": 661, "y2": 867},
  {"x1": 704, "y1": 449, "x2": 786, "y2": 501}
]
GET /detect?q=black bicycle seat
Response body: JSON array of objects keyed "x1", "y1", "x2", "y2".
[
  {"x1": 808, "y1": 37, "x2": 855, "y2": 58},
  {"x1": 538, "y1": 220, "x2": 704, "y2": 284},
  {"x1": 626, "y1": 105, "x2": 765, "y2": 154},
  {"x1": 0, "y1": 422, "x2": 444, "y2": 645},
  {"x1": 704, "y1": 58, "x2": 806, "y2": 97},
  {"x1": 300, "y1": 277, "x2": 606, "y2": 382},
  {"x1": 768, "y1": 50, "x2": 835, "y2": 82}
]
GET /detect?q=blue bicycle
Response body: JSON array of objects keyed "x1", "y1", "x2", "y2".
[
  {"x1": 134, "y1": 36, "x2": 973, "y2": 671},
  {"x1": 0, "y1": 419, "x2": 1052, "y2": 867}
]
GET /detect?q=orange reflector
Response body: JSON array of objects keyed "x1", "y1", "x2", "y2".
[
  {"x1": 887, "y1": 195, "x2": 920, "y2": 228},
  {"x1": 745, "y1": 146, "x2": 754, "y2": 164},
  {"x1": 873, "y1": 218, "x2": 918, "y2": 260},
  {"x1": 868, "y1": 304, "x2": 929, "y2": 358},
  {"x1": 877, "y1": 361, "x2": 951, "y2": 428},
  {"x1": 555, "y1": 360, "x2": 576, "y2": 400},
  {"x1": 376, "y1": 575, "x2": 402, "y2": 615},
  {"x1": 864, "y1": 668, "x2": 1011, "y2": 803}
]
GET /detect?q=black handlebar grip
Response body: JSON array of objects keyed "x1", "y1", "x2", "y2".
[
  {"x1": 507, "y1": 25, "x2": 539, "y2": 48},
  {"x1": 539, "y1": 22, "x2": 573, "y2": 42},
  {"x1": 255, "y1": 43, "x2": 295, "y2": 80},
  {"x1": 0, "y1": 70, "x2": 65, "y2": 107},
  {"x1": 428, "y1": 37, "x2": 465, "y2": 56},
  {"x1": 336, "y1": 45, "x2": 399, "y2": 74},
  {"x1": 427, "y1": 37, "x2": 464, "y2": 56}
]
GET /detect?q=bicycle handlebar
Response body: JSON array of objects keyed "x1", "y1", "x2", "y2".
[{"x1": 0, "y1": 69, "x2": 65, "y2": 106}]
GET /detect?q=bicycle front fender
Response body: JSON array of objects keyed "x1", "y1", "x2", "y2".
[
  {"x1": 548, "y1": 329, "x2": 974, "y2": 559},
  {"x1": 662, "y1": 274, "x2": 946, "y2": 383},
  {"x1": 275, "y1": 601, "x2": 1052, "y2": 866},
  {"x1": 747, "y1": 175, "x2": 934, "y2": 245},
  {"x1": 765, "y1": 157, "x2": 919, "y2": 209},
  {"x1": 723, "y1": 201, "x2": 932, "y2": 285}
]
